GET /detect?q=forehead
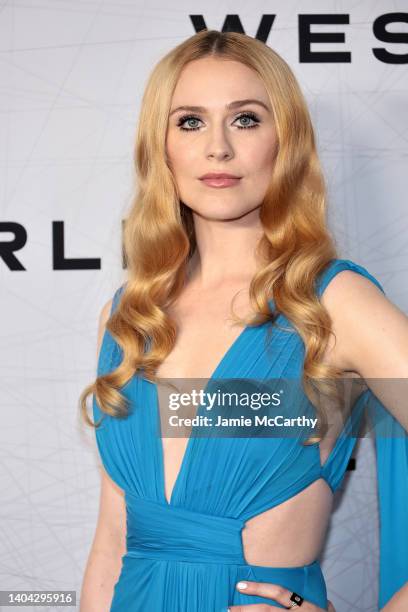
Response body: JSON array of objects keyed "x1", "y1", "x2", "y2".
[{"x1": 171, "y1": 57, "x2": 269, "y2": 106}]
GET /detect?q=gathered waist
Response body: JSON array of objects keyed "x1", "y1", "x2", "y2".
[
  {"x1": 125, "y1": 493, "x2": 246, "y2": 564},
  {"x1": 117, "y1": 495, "x2": 328, "y2": 610},
  {"x1": 124, "y1": 494, "x2": 322, "y2": 571}
]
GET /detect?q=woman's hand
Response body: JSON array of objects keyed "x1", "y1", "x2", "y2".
[{"x1": 227, "y1": 580, "x2": 336, "y2": 611}]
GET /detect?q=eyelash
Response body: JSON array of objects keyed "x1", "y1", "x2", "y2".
[{"x1": 176, "y1": 111, "x2": 261, "y2": 132}]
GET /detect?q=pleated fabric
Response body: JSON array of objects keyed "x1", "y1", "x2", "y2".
[{"x1": 93, "y1": 258, "x2": 407, "y2": 611}]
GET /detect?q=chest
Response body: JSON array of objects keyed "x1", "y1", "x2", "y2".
[
  {"x1": 155, "y1": 292, "x2": 255, "y2": 380},
  {"x1": 152, "y1": 296, "x2": 363, "y2": 507}
]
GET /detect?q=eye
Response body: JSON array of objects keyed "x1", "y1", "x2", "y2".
[
  {"x1": 176, "y1": 112, "x2": 261, "y2": 132},
  {"x1": 235, "y1": 112, "x2": 260, "y2": 129},
  {"x1": 177, "y1": 115, "x2": 203, "y2": 131}
]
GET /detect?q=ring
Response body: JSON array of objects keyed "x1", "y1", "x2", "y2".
[{"x1": 289, "y1": 591, "x2": 304, "y2": 607}]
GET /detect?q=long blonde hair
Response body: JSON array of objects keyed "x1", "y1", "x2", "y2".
[{"x1": 79, "y1": 29, "x2": 342, "y2": 443}]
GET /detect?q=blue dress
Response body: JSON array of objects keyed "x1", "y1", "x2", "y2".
[{"x1": 93, "y1": 259, "x2": 408, "y2": 611}]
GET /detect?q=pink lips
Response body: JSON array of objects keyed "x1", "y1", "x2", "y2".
[{"x1": 199, "y1": 174, "x2": 242, "y2": 188}]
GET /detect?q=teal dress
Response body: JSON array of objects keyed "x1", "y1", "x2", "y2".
[{"x1": 93, "y1": 259, "x2": 408, "y2": 611}]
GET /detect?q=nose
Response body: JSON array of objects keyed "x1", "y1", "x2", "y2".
[{"x1": 205, "y1": 124, "x2": 234, "y2": 161}]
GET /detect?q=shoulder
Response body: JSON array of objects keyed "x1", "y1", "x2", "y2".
[
  {"x1": 316, "y1": 258, "x2": 387, "y2": 373},
  {"x1": 96, "y1": 298, "x2": 114, "y2": 359},
  {"x1": 97, "y1": 282, "x2": 126, "y2": 333},
  {"x1": 98, "y1": 296, "x2": 115, "y2": 330},
  {"x1": 320, "y1": 269, "x2": 386, "y2": 316},
  {"x1": 318, "y1": 259, "x2": 408, "y2": 378},
  {"x1": 317, "y1": 258, "x2": 388, "y2": 320},
  {"x1": 95, "y1": 283, "x2": 126, "y2": 375},
  {"x1": 316, "y1": 258, "x2": 385, "y2": 301}
]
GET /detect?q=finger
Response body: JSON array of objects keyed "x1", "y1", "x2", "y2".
[
  {"x1": 235, "y1": 581, "x2": 305, "y2": 609},
  {"x1": 228, "y1": 600, "x2": 333, "y2": 612}
]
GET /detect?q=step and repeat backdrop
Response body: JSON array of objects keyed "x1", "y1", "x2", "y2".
[{"x1": 1, "y1": 2, "x2": 407, "y2": 611}]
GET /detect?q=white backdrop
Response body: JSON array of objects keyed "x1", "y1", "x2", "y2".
[{"x1": 1, "y1": 2, "x2": 407, "y2": 611}]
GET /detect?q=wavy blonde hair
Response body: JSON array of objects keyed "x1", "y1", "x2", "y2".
[{"x1": 80, "y1": 29, "x2": 344, "y2": 444}]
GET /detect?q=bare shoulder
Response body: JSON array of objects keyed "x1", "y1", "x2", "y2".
[
  {"x1": 96, "y1": 298, "x2": 114, "y2": 359},
  {"x1": 99, "y1": 298, "x2": 113, "y2": 329},
  {"x1": 320, "y1": 268, "x2": 402, "y2": 325},
  {"x1": 320, "y1": 269, "x2": 385, "y2": 307},
  {"x1": 319, "y1": 269, "x2": 408, "y2": 378}
]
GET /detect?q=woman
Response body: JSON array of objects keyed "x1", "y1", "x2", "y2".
[{"x1": 79, "y1": 30, "x2": 408, "y2": 611}]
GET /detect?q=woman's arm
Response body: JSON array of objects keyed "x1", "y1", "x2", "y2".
[
  {"x1": 80, "y1": 468, "x2": 127, "y2": 611},
  {"x1": 320, "y1": 269, "x2": 408, "y2": 431},
  {"x1": 381, "y1": 581, "x2": 408, "y2": 611},
  {"x1": 229, "y1": 271, "x2": 408, "y2": 611},
  {"x1": 80, "y1": 299, "x2": 127, "y2": 611},
  {"x1": 321, "y1": 270, "x2": 408, "y2": 609}
]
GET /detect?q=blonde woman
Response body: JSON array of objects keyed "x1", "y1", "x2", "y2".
[{"x1": 79, "y1": 30, "x2": 408, "y2": 612}]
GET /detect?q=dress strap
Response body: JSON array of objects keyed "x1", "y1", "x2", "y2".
[
  {"x1": 315, "y1": 258, "x2": 385, "y2": 298},
  {"x1": 111, "y1": 283, "x2": 126, "y2": 313}
]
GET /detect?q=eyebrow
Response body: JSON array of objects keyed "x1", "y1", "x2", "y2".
[{"x1": 169, "y1": 98, "x2": 271, "y2": 117}]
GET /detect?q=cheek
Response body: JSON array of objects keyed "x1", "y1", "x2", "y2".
[
  {"x1": 167, "y1": 132, "x2": 201, "y2": 171},
  {"x1": 245, "y1": 138, "x2": 276, "y2": 175}
]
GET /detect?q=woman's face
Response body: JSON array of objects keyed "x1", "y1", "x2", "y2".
[{"x1": 166, "y1": 57, "x2": 278, "y2": 221}]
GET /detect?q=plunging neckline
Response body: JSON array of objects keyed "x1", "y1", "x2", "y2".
[{"x1": 154, "y1": 321, "x2": 254, "y2": 507}]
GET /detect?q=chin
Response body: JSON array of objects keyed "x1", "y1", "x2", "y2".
[
  {"x1": 195, "y1": 207, "x2": 258, "y2": 222},
  {"x1": 181, "y1": 191, "x2": 260, "y2": 219}
]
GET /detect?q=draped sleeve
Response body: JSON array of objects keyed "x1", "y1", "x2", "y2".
[
  {"x1": 370, "y1": 392, "x2": 408, "y2": 609},
  {"x1": 317, "y1": 258, "x2": 408, "y2": 609}
]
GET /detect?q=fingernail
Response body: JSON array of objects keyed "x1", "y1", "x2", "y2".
[{"x1": 236, "y1": 581, "x2": 248, "y2": 590}]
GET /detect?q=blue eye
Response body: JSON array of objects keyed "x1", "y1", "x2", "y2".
[
  {"x1": 176, "y1": 112, "x2": 261, "y2": 132},
  {"x1": 235, "y1": 113, "x2": 260, "y2": 129},
  {"x1": 178, "y1": 116, "x2": 202, "y2": 131}
]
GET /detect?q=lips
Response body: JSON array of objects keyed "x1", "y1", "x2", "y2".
[
  {"x1": 199, "y1": 173, "x2": 241, "y2": 180},
  {"x1": 199, "y1": 175, "x2": 242, "y2": 188}
]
